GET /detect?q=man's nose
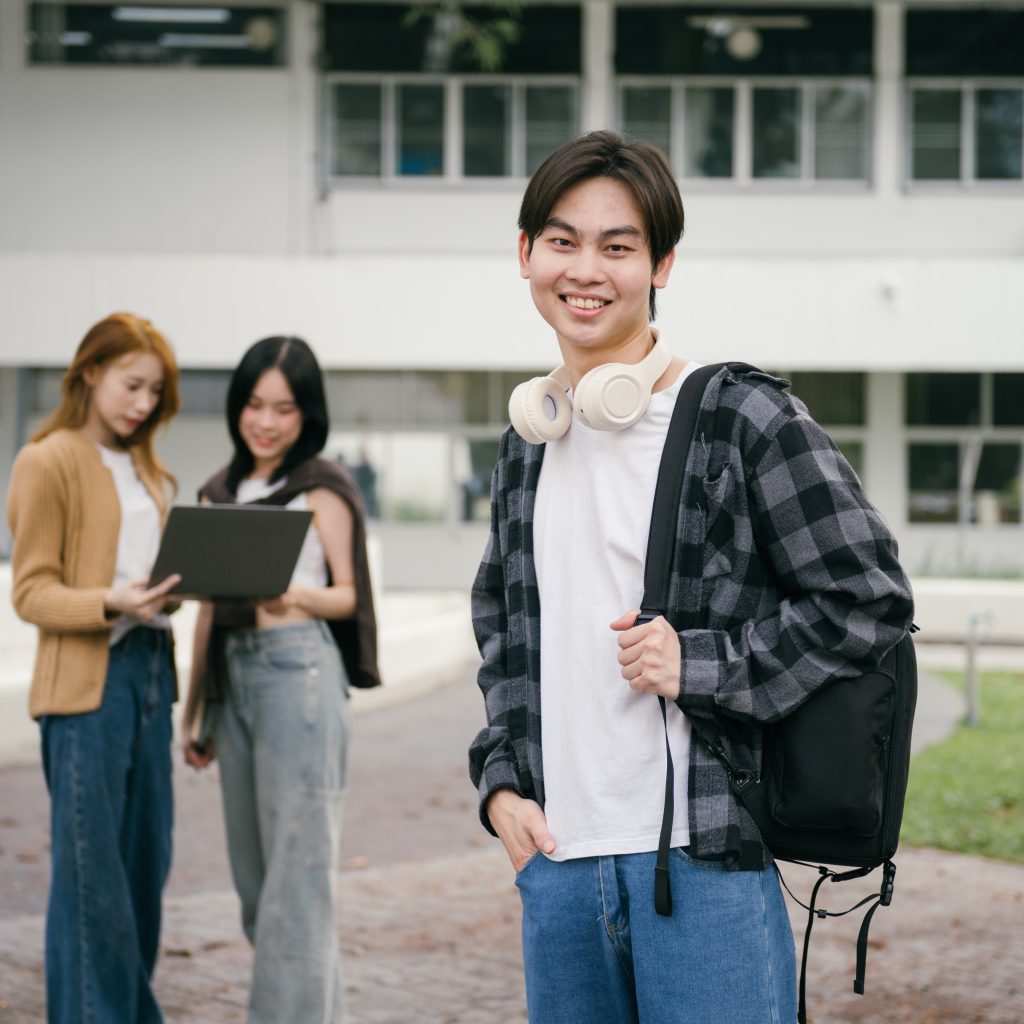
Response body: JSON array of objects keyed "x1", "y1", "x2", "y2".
[{"x1": 566, "y1": 245, "x2": 604, "y2": 283}]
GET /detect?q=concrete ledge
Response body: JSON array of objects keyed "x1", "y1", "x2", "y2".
[{"x1": 911, "y1": 578, "x2": 1024, "y2": 645}]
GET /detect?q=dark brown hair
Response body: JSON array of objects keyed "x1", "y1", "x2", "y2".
[
  {"x1": 518, "y1": 130, "x2": 684, "y2": 320},
  {"x1": 224, "y1": 336, "x2": 329, "y2": 492},
  {"x1": 34, "y1": 312, "x2": 180, "y2": 492}
]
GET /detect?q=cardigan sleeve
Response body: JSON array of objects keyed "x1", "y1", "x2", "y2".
[{"x1": 7, "y1": 444, "x2": 112, "y2": 633}]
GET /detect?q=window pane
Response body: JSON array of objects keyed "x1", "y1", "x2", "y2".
[
  {"x1": 620, "y1": 87, "x2": 671, "y2": 159},
  {"x1": 396, "y1": 84, "x2": 444, "y2": 176},
  {"x1": 905, "y1": 373, "x2": 981, "y2": 426},
  {"x1": 28, "y1": 3, "x2": 286, "y2": 67},
  {"x1": 464, "y1": 85, "x2": 511, "y2": 177},
  {"x1": 906, "y1": 11, "x2": 1024, "y2": 77},
  {"x1": 331, "y1": 84, "x2": 382, "y2": 176},
  {"x1": 835, "y1": 439, "x2": 864, "y2": 480},
  {"x1": 684, "y1": 87, "x2": 734, "y2": 177},
  {"x1": 911, "y1": 90, "x2": 961, "y2": 181},
  {"x1": 458, "y1": 437, "x2": 501, "y2": 522},
  {"x1": 976, "y1": 89, "x2": 1023, "y2": 181},
  {"x1": 973, "y1": 443, "x2": 1022, "y2": 524},
  {"x1": 616, "y1": 8, "x2": 873, "y2": 76},
  {"x1": 789, "y1": 372, "x2": 866, "y2": 425},
  {"x1": 814, "y1": 86, "x2": 867, "y2": 180},
  {"x1": 323, "y1": 4, "x2": 581, "y2": 75},
  {"x1": 994, "y1": 373, "x2": 1024, "y2": 426},
  {"x1": 753, "y1": 88, "x2": 801, "y2": 179},
  {"x1": 908, "y1": 443, "x2": 960, "y2": 523},
  {"x1": 330, "y1": 432, "x2": 449, "y2": 522},
  {"x1": 525, "y1": 86, "x2": 577, "y2": 175}
]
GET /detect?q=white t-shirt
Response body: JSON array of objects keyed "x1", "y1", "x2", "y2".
[
  {"x1": 534, "y1": 361, "x2": 699, "y2": 861},
  {"x1": 235, "y1": 478, "x2": 328, "y2": 589},
  {"x1": 96, "y1": 446, "x2": 168, "y2": 646}
]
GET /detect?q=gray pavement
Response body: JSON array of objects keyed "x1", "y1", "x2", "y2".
[{"x1": 2, "y1": 659, "x2": 1023, "y2": 1022}]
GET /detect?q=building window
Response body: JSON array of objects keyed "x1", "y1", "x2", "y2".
[
  {"x1": 28, "y1": 4, "x2": 287, "y2": 67},
  {"x1": 906, "y1": 10, "x2": 1024, "y2": 185},
  {"x1": 619, "y1": 79, "x2": 869, "y2": 183},
  {"x1": 905, "y1": 373, "x2": 981, "y2": 427},
  {"x1": 324, "y1": 4, "x2": 580, "y2": 182},
  {"x1": 788, "y1": 372, "x2": 866, "y2": 426},
  {"x1": 994, "y1": 374, "x2": 1024, "y2": 427},
  {"x1": 906, "y1": 373, "x2": 1024, "y2": 526},
  {"x1": 615, "y1": 6, "x2": 871, "y2": 185}
]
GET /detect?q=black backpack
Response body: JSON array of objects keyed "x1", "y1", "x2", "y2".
[{"x1": 641, "y1": 363, "x2": 918, "y2": 1024}]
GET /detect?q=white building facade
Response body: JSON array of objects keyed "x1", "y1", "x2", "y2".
[{"x1": 1, "y1": 0, "x2": 1022, "y2": 587}]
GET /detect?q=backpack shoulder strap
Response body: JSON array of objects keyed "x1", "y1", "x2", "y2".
[{"x1": 638, "y1": 361, "x2": 726, "y2": 916}]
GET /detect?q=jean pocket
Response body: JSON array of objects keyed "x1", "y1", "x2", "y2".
[
  {"x1": 259, "y1": 640, "x2": 316, "y2": 673},
  {"x1": 671, "y1": 846, "x2": 732, "y2": 872},
  {"x1": 513, "y1": 849, "x2": 545, "y2": 886}
]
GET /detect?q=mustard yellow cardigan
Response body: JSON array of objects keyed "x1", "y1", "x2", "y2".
[{"x1": 7, "y1": 429, "x2": 173, "y2": 717}]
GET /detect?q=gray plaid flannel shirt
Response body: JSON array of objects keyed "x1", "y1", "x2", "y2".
[{"x1": 469, "y1": 364, "x2": 914, "y2": 869}]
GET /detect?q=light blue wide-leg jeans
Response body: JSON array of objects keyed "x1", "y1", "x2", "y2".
[
  {"x1": 217, "y1": 619, "x2": 350, "y2": 1024},
  {"x1": 516, "y1": 846, "x2": 797, "y2": 1024}
]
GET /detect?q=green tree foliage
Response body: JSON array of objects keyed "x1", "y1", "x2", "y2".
[{"x1": 405, "y1": 2, "x2": 522, "y2": 72}]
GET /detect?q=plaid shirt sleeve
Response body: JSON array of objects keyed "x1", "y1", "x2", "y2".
[
  {"x1": 468, "y1": 432, "x2": 522, "y2": 835},
  {"x1": 676, "y1": 383, "x2": 915, "y2": 725}
]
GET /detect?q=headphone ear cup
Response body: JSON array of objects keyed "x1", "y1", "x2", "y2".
[
  {"x1": 509, "y1": 377, "x2": 573, "y2": 444},
  {"x1": 574, "y1": 364, "x2": 651, "y2": 431}
]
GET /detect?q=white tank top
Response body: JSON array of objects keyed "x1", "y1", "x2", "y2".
[
  {"x1": 533, "y1": 361, "x2": 700, "y2": 861},
  {"x1": 96, "y1": 445, "x2": 169, "y2": 645},
  {"x1": 235, "y1": 477, "x2": 329, "y2": 589}
]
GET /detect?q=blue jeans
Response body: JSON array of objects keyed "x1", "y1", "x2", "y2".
[
  {"x1": 217, "y1": 619, "x2": 350, "y2": 1024},
  {"x1": 516, "y1": 847, "x2": 797, "y2": 1024},
  {"x1": 40, "y1": 627, "x2": 175, "y2": 1024}
]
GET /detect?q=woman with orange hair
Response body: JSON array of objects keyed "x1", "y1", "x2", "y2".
[{"x1": 7, "y1": 312, "x2": 182, "y2": 1024}]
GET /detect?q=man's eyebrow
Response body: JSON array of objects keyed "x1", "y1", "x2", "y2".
[
  {"x1": 543, "y1": 217, "x2": 579, "y2": 236},
  {"x1": 599, "y1": 225, "x2": 643, "y2": 241},
  {"x1": 541, "y1": 218, "x2": 643, "y2": 241}
]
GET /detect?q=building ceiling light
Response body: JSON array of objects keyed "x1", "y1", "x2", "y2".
[{"x1": 113, "y1": 7, "x2": 230, "y2": 24}]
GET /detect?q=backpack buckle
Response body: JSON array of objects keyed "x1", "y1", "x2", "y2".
[{"x1": 880, "y1": 861, "x2": 897, "y2": 907}]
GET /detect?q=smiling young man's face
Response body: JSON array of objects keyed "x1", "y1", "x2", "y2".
[{"x1": 518, "y1": 175, "x2": 675, "y2": 373}]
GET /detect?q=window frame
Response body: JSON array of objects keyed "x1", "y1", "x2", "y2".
[
  {"x1": 905, "y1": 373, "x2": 1024, "y2": 528},
  {"x1": 323, "y1": 72, "x2": 580, "y2": 185},
  {"x1": 905, "y1": 78, "x2": 1024, "y2": 188},
  {"x1": 615, "y1": 75, "x2": 874, "y2": 188}
]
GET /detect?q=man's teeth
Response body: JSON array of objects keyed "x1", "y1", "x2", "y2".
[{"x1": 565, "y1": 296, "x2": 608, "y2": 309}]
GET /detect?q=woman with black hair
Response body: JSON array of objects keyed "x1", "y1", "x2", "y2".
[{"x1": 183, "y1": 336, "x2": 379, "y2": 1024}]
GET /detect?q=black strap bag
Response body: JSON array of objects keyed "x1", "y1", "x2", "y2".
[{"x1": 640, "y1": 363, "x2": 918, "y2": 1024}]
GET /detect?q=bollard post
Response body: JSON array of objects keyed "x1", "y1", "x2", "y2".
[
  {"x1": 964, "y1": 615, "x2": 980, "y2": 727},
  {"x1": 963, "y1": 611, "x2": 993, "y2": 728}
]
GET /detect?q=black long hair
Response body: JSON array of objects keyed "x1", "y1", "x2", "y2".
[{"x1": 225, "y1": 336, "x2": 329, "y2": 493}]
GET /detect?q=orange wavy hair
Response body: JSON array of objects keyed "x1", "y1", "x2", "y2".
[{"x1": 33, "y1": 312, "x2": 181, "y2": 492}]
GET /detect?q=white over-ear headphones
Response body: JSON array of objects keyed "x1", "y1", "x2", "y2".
[{"x1": 508, "y1": 334, "x2": 673, "y2": 444}]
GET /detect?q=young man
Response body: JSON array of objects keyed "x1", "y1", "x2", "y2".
[{"x1": 469, "y1": 130, "x2": 914, "y2": 1024}]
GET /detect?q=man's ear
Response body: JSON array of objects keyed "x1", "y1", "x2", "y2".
[
  {"x1": 652, "y1": 247, "x2": 677, "y2": 290},
  {"x1": 517, "y1": 231, "x2": 532, "y2": 280}
]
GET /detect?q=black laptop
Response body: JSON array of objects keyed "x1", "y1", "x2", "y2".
[{"x1": 149, "y1": 504, "x2": 313, "y2": 599}]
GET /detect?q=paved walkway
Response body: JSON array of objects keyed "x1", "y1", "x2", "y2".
[
  {"x1": 2, "y1": 605, "x2": 1022, "y2": 1021},
  {"x1": 2, "y1": 843, "x2": 1022, "y2": 1023}
]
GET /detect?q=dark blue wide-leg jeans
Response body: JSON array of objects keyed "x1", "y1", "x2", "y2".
[{"x1": 39, "y1": 627, "x2": 174, "y2": 1024}]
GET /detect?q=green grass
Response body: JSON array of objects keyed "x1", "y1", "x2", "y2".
[{"x1": 901, "y1": 671, "x2": 1024, "y2": 863}]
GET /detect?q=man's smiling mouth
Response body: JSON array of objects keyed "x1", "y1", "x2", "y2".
[{"x1": 563, "y1": 296, "x2": 610, "y2": 310}]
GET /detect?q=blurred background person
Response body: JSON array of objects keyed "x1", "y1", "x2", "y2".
[
  {"x1": 6, "y1": 312, "x2": 182, "y2": 1024},
  {"x1": 183, "y1": 336, "x2": 379, "y2": 1024}
]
